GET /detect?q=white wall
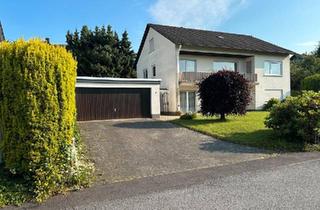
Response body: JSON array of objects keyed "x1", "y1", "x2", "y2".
[
  {"x1": 137, "y1": 28, "x2": 178, "y2": 112},
  {"x1": 254, "y1": 55, "x2": 291, "y2": 109}
]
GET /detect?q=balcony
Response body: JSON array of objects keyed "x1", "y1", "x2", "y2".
[{"x1": 179, "y1": 72, "x2": 257, "y2": 83}]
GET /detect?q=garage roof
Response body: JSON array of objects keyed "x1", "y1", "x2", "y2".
[{"x1": 77, "y1": 77, "x2": 161, "y2": 85}]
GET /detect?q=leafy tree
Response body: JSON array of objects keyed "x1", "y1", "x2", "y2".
[
  {"x1": 291, "y1": 43, "x2": 320, "y2": 91},
  {"x1": 313, "y1": 42, "x2": 320, "y2": 57},
  {"x1": 66, "y1": 25, "x2": 136, "y2": 77},
  {"x1": 198, "y1": 71, "x2": 251, "y2": 120}
]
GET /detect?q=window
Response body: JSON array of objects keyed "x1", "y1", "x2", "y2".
[
  {"x1": 149, "y1": 38, "x2": 155, "y2": 53},
  {"x1": 179, "y1": 60, "x2": 196, "y2": 72},
  {"x1": 213, "y1": 61, "x2": 237, "y2": 72},
  {"x1": 180, "y1": 91, "x2": 196, "y2": 113},
  {"x1": 246, "y1": 60, "x2": 252, "y2": 74},
  {"x1": 143, "y1": 69, "x2": 148, "y2": 78},
  {"x1": 264, "y1": 61, "x2": 282, "y2": 76},
  {"x1": 152, "y1": 65, "x2": 156, "y2": 77}
]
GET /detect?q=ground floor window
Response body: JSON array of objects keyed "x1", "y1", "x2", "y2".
[{"x1": 180, "y1": 91, "x2": 196, "y2": 113}]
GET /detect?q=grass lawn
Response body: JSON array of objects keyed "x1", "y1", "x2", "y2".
[
  {"x1": 0, "y1": 165, "x2": 32, "y2": 207},
  {"x1": 173, "y1": 111, "x2": 319, "y2": 152}
]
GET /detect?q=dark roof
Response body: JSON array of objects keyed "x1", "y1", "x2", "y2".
[
  {"x1": 136, "y1": 24, "x2": 295, "y2": 65},
  {"x1": 0, "y1": 22, "x2": 4, "y2": 42}
]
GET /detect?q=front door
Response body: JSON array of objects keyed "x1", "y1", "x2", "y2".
[{"x1": 180, "y1": 91, "x2": 196, "y2": 113}]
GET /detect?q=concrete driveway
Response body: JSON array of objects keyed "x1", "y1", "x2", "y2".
[{"x1": 79, "y1": 119, "x2": 273, "y2": 184}]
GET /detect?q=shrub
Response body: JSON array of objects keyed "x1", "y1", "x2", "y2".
[
  {"x1": 180, "y1": 113, "x2": 197, "y2": 120},
  {"x1": 301, "y1": 73, "x2": 320, "y2": 91},
  {"x1": 262, "y1": 98, "x2": 280, "y2": 111},
  {"x1": 265, "y1": 91, "x2": 320, "y2": 144},
  {"x1": 0, "y1": 39, "x2": 92, "y2": 202},
  {"x1": 198, "y1": 70, "x2": 251, "y2": 120}
]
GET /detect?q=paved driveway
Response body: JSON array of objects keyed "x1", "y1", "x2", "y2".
[{"x1": 79, "y1": 119, "x2": 273, "y2": 184}]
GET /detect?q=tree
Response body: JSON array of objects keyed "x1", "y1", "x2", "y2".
[
  {"x1": 66, "y1": 25, "x2": 136, "y2": 77},
  {"x1": 291, "y1": 54, "x2": 320, "y2": 91},
  {"x1": 313, "y1": 42, "x2": 320, "y2": 57},
  {"x1": 198, "y1": 71, "x2": 251, "y2": 120}
]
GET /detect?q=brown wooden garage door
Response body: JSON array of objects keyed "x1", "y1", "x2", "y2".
[{"x1": 76, "y1": 88, "x2": 151, "y2": 121}]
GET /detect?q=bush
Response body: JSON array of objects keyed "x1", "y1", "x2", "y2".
[
  {"x1": 198, "y1": 70, "x2": 251, "y2": 120},
  {"x1": 301, "y1": 73, "x2": 320, "y2": 91},
  {"x1": 265, "y1": 91, "x2": 320, "y2": 144},
  {"x1": 262, "y1": 98, "x2": 280, "y2": 111},
  {"x1": 180, "y1": 113, "x2": 197, "y2": 120},
  {"x1": 0, "y1": 39, "x2": 92, "y2": 202}
]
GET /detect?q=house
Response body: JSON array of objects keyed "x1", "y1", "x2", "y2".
[
  {"x1": 0, "y1": 22, "x2": 5, "y2": 42},
  {"x1": 136, "y1": 24, "x2": 295, "y2": 114}
]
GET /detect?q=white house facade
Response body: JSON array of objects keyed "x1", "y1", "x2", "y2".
[{"x1": 136, "y1": 24, "x2": 294, "y2": 114}]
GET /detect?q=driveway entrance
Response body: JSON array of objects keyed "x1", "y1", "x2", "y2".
[{"x1": 79, "y1": 119, "x2": 272, "y2": 184}]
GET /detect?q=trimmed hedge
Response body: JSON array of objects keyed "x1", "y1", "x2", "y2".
[
  {"x1": 265, "y1": 91, "x2": 320, "y2": 144},
  {"x1": 301, "y1": 74, "x2": 320, "y2": 91},
  {"x1": 0, "y1": 39, "x2": 79, "y2": 201}
]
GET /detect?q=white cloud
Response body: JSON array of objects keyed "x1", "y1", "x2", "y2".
[
  {"x1": 296, "y1": 41, "x2": 318, "y2": 47},
  {"x1": 149, "y1": 0, "x2": 247, "y2": 29}
]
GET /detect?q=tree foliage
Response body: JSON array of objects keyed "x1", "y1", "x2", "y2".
[
  {"x1": 301, "y1": 73, "x2": 320, "y2": 91},
  {"x1": 265, "y1": 91, "x2": 320, "y2": 144},
  {"x1": 291, "y1": 44, "x2": 320, "y2": 91},
  {"x1": 198, "y1": 71, "x2": 251, "y2": 120},
  {"x1": 0, "y1": 39, "x2": 92, "y2": 202},
  {"x1": 66, "y1": 25, "x2": 136, "y2": 78}
]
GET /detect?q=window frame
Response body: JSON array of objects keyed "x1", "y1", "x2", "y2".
[
  {"x1": 179, "y1": 59, "x2": 197, "y2": 73},
  {"x1": 263, "y1": 60, "x2": 282, "y2": 76},
  {"x1": 212, "y1": 61, "x2": 238, "y2": 72}
]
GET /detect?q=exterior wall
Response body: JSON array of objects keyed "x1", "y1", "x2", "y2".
[
  {"x1": 137, "y1": 28, "x2": 178, "y2": 113},
  {"x1": 254, "y1": 55, "x2": 291, "y2": 109},
  {"x1": 76, "y1": 78, "x2": 161, "y2": 118}
]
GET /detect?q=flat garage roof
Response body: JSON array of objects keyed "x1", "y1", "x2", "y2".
[{"x1": 76, "y1": 76, "x2": 161, "y2": 86}]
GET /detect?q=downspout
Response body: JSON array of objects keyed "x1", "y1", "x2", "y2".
[{"x1": 176, "y1": 44, "x2": 182, "y2": 112}]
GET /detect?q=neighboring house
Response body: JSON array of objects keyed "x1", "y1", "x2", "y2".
[
  {"x1": 0, "y1": 21, "x2": 5, "y2": 42},
  {"x1": 136, "y1": 24, "x2": 295, "y2": 114}
]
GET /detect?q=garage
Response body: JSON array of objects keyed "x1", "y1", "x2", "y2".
[{"x1": 76, "y1": 77, "x2": 161, "y2": 121}]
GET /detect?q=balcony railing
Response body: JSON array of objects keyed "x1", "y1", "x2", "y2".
[{"x1": 179, "y1": 72, "x2": 257, "y2": 83}]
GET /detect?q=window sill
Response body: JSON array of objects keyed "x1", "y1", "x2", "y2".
[{"x1": 263, "y1": 74, "x2": 283, "y2": 77}]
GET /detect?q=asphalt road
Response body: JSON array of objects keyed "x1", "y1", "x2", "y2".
[
  {"x1": 15, "y1": 153, "x2": 320, "y2": 210},
  {"x1": 72, "y1": 156, "x2": 320, "y2": 210}
]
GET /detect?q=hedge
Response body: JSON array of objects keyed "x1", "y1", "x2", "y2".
[
  {"x1": 301, "y1": 74, "x2": 320, "y2": 92},
  {"x1": 265, "y1": 91, "x2": 320, "y2": 144},
  {"x1": 0, "y1": 39, "x2": 81, "y2": 201}
]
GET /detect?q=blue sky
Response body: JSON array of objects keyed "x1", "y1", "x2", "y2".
[{"x1": 1, "y1": 0, "x2": 319, "y2": 53}]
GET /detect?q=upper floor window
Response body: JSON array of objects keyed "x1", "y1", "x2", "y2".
[
  {"x1": 143, "y1": 69, "x2": 148, "y2": 78},
  {"x1": 264, "y1": 61, "x2": 282, "y2": 76},
  {"x1": 152, "y1": 65, "x2": 156, "y2": 77},
  {"x1": 149, "y1": 38, "x2": 155, "y2": 53},
  {"x1": 213, "y1": 61, "x2": 237, "y2": 72},
  {"x1": 179, "y1": 59, "x2": 196, "y2": 72}
]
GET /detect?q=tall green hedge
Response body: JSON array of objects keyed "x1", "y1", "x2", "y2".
[
  {"x1": 301, "y1": 74, "x2": 320, "y2": 91},
  {"x1": 0, "y1": 39, "x2": 77, "y2": 201}
]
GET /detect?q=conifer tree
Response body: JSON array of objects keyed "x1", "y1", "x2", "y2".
[{"x1": 66, "y1": 25, "x2": 136, "y2": 77}]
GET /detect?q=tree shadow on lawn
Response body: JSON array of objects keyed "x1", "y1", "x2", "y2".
[{"x1": 199, "y1": 129, "x2": 305, "y2": 153}]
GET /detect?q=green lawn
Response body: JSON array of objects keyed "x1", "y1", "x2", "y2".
[{"x1": 173, "y1": 111, "x2": 316, "y2": 152}]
